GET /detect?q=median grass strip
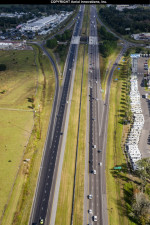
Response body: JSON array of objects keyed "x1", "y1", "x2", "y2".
[
  {"x1": 1, "y1": 46, "x2": 55, "y2": 225},
  {"x1": 55, "y1": 44, "x2": 85, "y2": 225},
  {"x1": 81, "y1": 5, "x2": 89, "y2": 36},
  {"x1": 73, "y1": 45, "x2": 88, "y2": 225},
  {"x1": 106, "y1": 57, "x2": 137, "y2": 225},
  {"x1": 99, "y1": 47, "x2": 121, "y2": 100}
]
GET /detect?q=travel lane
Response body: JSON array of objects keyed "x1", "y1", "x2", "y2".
[
  {"x1": 30, "y1": 6, "x2": 84, "y2": 225},
  {"x1": 88, "y1": 5, "x2": 134, "y2": 225},
  {"x1": 88, "y1": 5, "x2": 104, "y2": 225}
]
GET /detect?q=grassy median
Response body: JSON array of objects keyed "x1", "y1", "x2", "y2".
[
  {"x1": 106, "y1": 57, "x2": 136, "y2": 225},
  {"x1": 99, "y1": 47, "x2": 121, "y2": 100},
  {"x1": 55, "y1": 43, "x2": 88, "y2": 225},
  {"x1": 0, "y1": 45, "x2": 55, "y2": 225},
  {"x1": 73, "y1": 45, "x2": 88, "y2": 225}
]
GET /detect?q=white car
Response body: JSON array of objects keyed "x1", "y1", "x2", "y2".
[
  {"x1": 93, "y1": 170, "x2": 96, "y2": 175},
  {"x1": 88, "y1": 194, "x2": 93, "y2": 199},
  {"x1": 88, "y1": 209, "x2": 93, "y2": 214},
  {"x1": 93, "y1": 215, "x2": 97, "y2": 222}
]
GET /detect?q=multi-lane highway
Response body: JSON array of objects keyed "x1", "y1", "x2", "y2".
[
  {"x1": 30, "y1": 5, "x2": 84, "y2": 225},
  {"x1": 86, "y1": 5, "x2": 129, "y2": 225},
  {"x1": 88, "y1": 5, "x2": 105, "y2": 225},
  {"x1": 30, "y1": 4, "x2": 131, "y2": 225}
]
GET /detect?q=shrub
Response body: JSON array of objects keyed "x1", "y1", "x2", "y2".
[{"x1": 0, "y1": 64, "x2": 6, "y2": 71}]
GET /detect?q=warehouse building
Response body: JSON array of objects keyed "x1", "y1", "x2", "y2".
[{"x1": 21, "y1": 15, "x2": 57, "y2": 32}]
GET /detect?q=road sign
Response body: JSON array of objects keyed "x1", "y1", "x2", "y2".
[{"x1": 114, "y1": 166, "x2": 122, "y2": 170}]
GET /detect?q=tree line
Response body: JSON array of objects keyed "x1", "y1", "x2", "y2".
[
  {"x1": 99, "y1": 6, "x2": 150, "y2": 35},
  {"x1": 99, "y1": 26, "x2": 118, "y2": 57},
  {"x1": 46, "y1": 30, "x2": 72, "y2": 49}
]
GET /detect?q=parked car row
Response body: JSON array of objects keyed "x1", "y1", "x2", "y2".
[{"x1": 125, "y1": 61, "x2": 144, "y2": 170}]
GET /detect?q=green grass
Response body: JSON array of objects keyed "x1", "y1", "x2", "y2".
[
  {"x1": 106, "y1": 57, "x2": 137, "y2": 225},
  {"x1": 0, "y1": 110, "x2": 33, "y2": 217},
  {"x1": 46, "y1": 40, "x2": 70, "y2": 87},
  {"x1": 0, "y1": 50, "x2": 37, "y2": 109},
  {"x1": 55, "y1": 44, "x2": 86, "y2": 225},
  {"x1": 99, "y1": 47, "x2": 121, "y2": 100},
  {"x1": 0, "y1": 49, "x2": 36, "y2": 221},
  {"x1": 73, "y1": 45, "x2": 88, "y2": 225},
  {"x1": 0, "y1": 45, "x2": 55, "y2": 225},
  {"x1": 81, "y1": 5, "x2": 89, "y2": 36}
]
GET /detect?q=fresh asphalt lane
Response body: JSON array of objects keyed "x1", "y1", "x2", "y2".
[{"x1": 30, "y1": 6, "x2": 84, "y2": 225}]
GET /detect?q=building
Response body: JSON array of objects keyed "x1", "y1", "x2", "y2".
[
  {"x1": 0, "y1": 41, "x2": 24, "y2": 50},
  {"x1": 131, "y1": 33, "x2": 150, "y2": 41},
  {"x1": 21, "y1": 15, "x2": 57, "y2": 32},
  {"x1": 0, "y1": 13, "x2": 23, "y2": 18},
  {"x1": 116, "y1": 5, "x2": 137, "y2": 11},
  {"x1": 21, "y1": 12, "x2": 72, "y2": 33}
]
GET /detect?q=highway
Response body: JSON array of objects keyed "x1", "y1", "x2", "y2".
[
  {"x1": 86, "y1": 5, "x2": 128, "y2": 225},
  {"x1": 30, "y1": 5, "x2": 84, "y2": 225},
  {"x1": 88, "y1": 5, "x2": 104, "y2": 225}
]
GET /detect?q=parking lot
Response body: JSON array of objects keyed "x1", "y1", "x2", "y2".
[
  {"x1": 137, "y1": 57, "x2": 150, "y2": 158},
  {"x1": 126, "y1": 55, "x2": 150, "y2": 170}
]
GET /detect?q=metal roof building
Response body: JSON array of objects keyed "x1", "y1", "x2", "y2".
[{"x1": 22, "y1": 15, "x2": 57, "y2": 32}]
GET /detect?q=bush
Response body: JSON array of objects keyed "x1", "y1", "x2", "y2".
[
  {"x1": 0, "y1": 64, "x2": 6, "y2": 71},
  {"x1": 46, "y1": 38, "x2": 57, "y2": 49}
]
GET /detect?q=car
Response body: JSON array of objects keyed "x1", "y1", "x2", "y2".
[
  {"x1": 98, "y1": 149, "x2": 102, "y2": 153},
  {"x1": 88, "y1": 209, "x2": 93, "y2": 214},
  {"x1": 93, "y1": 215, "x2": 97, "y2": 221},
  {"x1": 93, "y1": 170, "x2": 96, "y2": 175},
  {"x1": 88, "y1": 194, "x2": 93, "y2": 199},
  {"x1": 39, "y1": 219, "x2": 44, "y2": 224}
]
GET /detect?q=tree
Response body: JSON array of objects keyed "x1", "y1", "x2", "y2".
[
  {"x1": 0, "y1": 64, "x2": 6, "y2": 71},
  {"x1": 131, "y1": 192, "x2": 150, "y2": 224},
  {"x1": 136, "y1": 158, "x2": 150, "y2": 181},
  {"x1": 46, "y1": 38, "x2": 57, "y2": 49}
]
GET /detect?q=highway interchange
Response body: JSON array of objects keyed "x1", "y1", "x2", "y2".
[{"x1": 29, "y1": 4, "x2": 148, "y2": 225}]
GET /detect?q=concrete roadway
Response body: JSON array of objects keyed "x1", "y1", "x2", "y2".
[{"x1": 30, "y1": 5, "x2": 84, "y2": 225}]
